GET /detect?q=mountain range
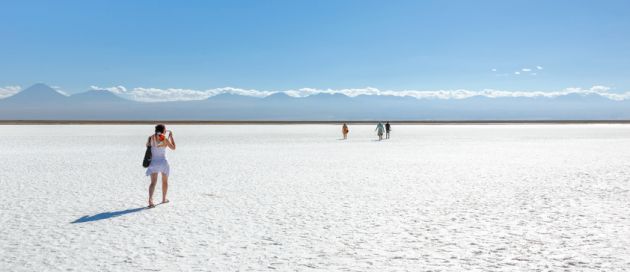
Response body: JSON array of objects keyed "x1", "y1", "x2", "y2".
[{"x1": 1, "y1": 83, "x2": 629, "y2": 120}]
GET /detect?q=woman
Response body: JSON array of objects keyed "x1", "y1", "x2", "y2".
[
  {"x1": 342, "y1": 123, "x2": 349, "y2": 140},
  {"x1": 146, "y1": 124, "x2": 176, "y2": 208},
  {"x1": 375, "y1": 122, "x2": 385, "y2": 141}
]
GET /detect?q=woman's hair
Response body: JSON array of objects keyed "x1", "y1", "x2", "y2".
[{"x1": 155, "y1": 124, "x2": 166, "y2": 135}]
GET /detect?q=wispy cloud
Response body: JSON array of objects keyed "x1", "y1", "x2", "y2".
[
  {"x1": 89, "y1": 85, "x2": 630, "y2": 101},
  {"x1": 90, "y1": 85, "x2": 128, "y2": 94},
  {"x1": 0, "y1": 86, "x2": 22, "y2": 98},
  {"x1": 90, "y1": 86, "x2": 274, "y2": 102},
  {"x1": 493, "y1": 66, "x2": 543, "y2": 76},
  {"x1": 515, "y1": 66, "x2": 542, "y2": 75},
  {"x1": 51, "y1": 86, "x2": 70, "y2": 96}
]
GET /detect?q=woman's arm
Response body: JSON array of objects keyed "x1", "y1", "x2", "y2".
[{"x1": 167, "y1": 131, "x2": 176, "y2": 150}]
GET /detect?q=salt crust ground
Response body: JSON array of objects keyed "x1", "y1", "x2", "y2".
[{"x1": 1, "y1": 125, "x2": 630, "y2": 271}]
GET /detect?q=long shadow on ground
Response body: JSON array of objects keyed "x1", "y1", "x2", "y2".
[{"x1": 72, "y1": 207, "x2": 146, "y2": 223}]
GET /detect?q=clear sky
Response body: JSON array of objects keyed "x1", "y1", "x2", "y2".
[{"x1": 2, "y1": 0, "x2": 629, "y2": 95}]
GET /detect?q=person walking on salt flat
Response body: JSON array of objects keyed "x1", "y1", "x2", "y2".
[
  {"x1": 342, "y1": 123, "x2": 349, "y2": 139},
  {"x1": 146, "y1": 124, "x2": 176, "y2": 208},
  {"x1": 375, "y1": 122, "x2": 385, "y2": 141},
  {"x1": 385, "y1": 121, "x2": 391, "y2": 139}
]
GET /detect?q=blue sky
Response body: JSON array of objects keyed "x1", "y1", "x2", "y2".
[{"x1": 1, "y1": 0, "x2": 629, "y2": 97}]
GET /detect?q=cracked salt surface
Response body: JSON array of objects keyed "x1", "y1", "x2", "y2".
[{"x1": 1, "y1": 124, "x2": 630, "y2": 271}]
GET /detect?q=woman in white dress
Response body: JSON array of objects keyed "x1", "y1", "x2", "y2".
[{"x1": 146, "y1": 124, "x2": 176, "y2": 208}]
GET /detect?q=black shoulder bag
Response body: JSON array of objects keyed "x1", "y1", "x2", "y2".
[{"x1": 142, "y1": 136, "x2": 152, "y2": 168}]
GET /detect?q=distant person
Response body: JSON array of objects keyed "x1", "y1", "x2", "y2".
[
  {"x1": 145, "y1": 124, "x2": 176, "y2": 208},
  {"x1": 375, "y1": 122, "x2": 385, "y2": 141},
  {"x1": 385, "y1": 122, "x2": 391, "y2": 139},
  {"x1": 342, "y1": 123, "x2": 349, "y2": 139}
]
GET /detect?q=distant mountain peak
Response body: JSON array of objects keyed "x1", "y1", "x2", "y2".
[
  {"x1": 210, "y1": 93, "x2": 257, "y2": 99},
  {"x1": 31, "y1": 83, "x2": 51, "y2": 88},
  {"x1": 1, "y1": 83, "x2": 630, "y2": 120},
  {"x1": 4, "y1": 83, "x2": 67, "y2": 102},
  {"x1": 264, "y1": 92, "x2": 294, "y2": 100},
  {"x1": 304, "y1": 93, "x2": 352, "y2": 100}
]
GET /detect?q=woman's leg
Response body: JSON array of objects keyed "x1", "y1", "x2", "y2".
[
  {"x1": 161, "y1": 174, "x2": 169, "y2": 203},
  {"x1": 149, "y1": 173, "x2": 158, "y2": 207}
]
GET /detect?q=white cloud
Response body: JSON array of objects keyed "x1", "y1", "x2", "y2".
[
  {"x1": 531, "y1": 73, "x2": 537, "y2": 76},
  {"x1": 90, "y1": 85, "x2": 273, "y2": 102},
  {"x1": 522, "y1": 68, "x2": 531, "y2": 72},
  {"x1": 6, "y1": 83, "x2": 625, "y2": 102},
  {"x1": 51, "y1": 86, "x2": 70, "y2": 96},
  {"x1": 536, "y1": 66, "x2": 543, "y2": 70},
  {"x1": 0, "y1": 85, "x2": 22, "y2": 98},
  {"x1": 491, "y1": 68, "x2": 497, "y2": 72},
  {"x1": 89, "y1": 85, "x2": 630, "y2": 102},
  {"x1": 514, "y1": 71, "x2": 521, "y2": 75},
  {"x1": 90, "y1": 85, "x2": 128, "y2": 94}
]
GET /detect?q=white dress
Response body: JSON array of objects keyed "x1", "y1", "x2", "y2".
[{"x1": 145, "y1": 136, "x2": 170, "y2": 176}]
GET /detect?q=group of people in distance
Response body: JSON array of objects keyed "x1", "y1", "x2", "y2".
[
  {"x1": 144, "y1": 122, "x2": 394, "y2": 208},
  {"x1": 342, "y1": 121, "x2": 392, "y2": 141}
]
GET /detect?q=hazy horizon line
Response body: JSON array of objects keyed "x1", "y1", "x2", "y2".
[
  {"x1": 2, "y1": 84, "x2": 630, "y2": 102},
  {"x1": 2, "y1": 120, "x2": 630, "y2": 125}
]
